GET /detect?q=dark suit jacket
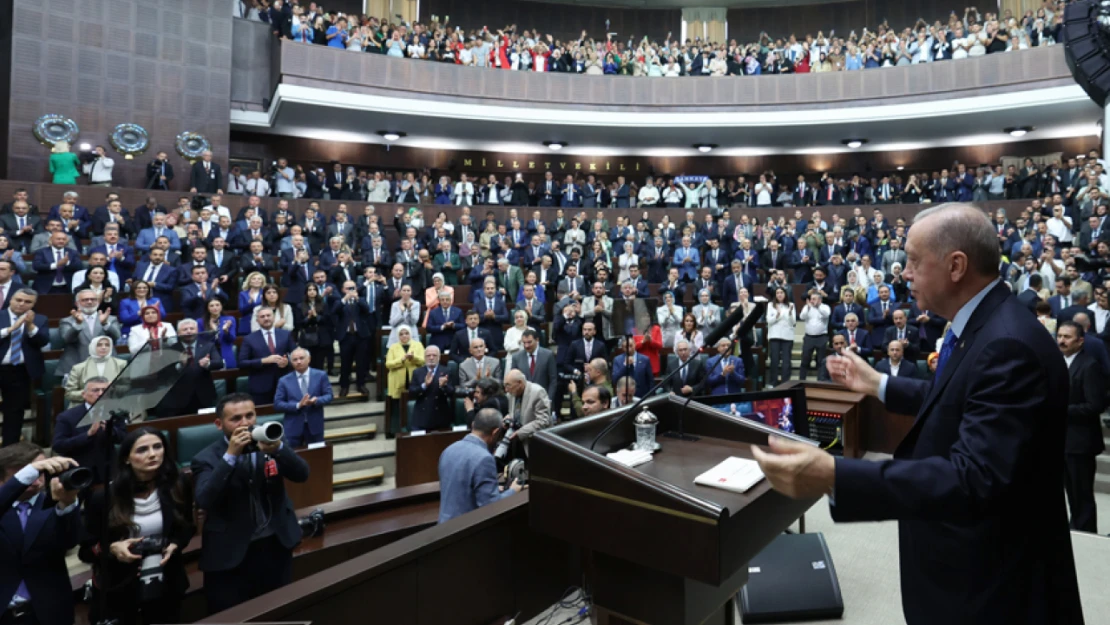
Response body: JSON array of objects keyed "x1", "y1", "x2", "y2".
[
  {"x1": 239, "y1": 252, "x2": 276, "y2": 275},
  {"x1": 832, "y1": 282, "x2": 1083, "y2": 625},
  {"x1": 50, "y1": 404, "x2": 127, "y2": 483},
  {"x1": 665, "y1": 354, "x2": 706, "y2": 395},
  {"x1": 1065, "y1": 350, "x2": 1106, "y2": 455},
  {"x1": 132, "y1": 261, "x2": 177, "y2": 300},
  {"x1": 160, "y1": 339, "x2": 224, "y2": 416},
  {"x1": 883, "y1": 324, "x2": 921, "y2": 361},
  {"x1": 30, "y1": 247, "x2": 82, "y2": 293},
  {"x1": 408, "y1": 365, "x2": 456, "y2": 431},
  {"x1": 0, "y1": 478, "x2": 80, "y2": 625},
  {"x1": 566, "y1": 338, "x2": 608, "y2": 371},
  {"x1": 237, "y1": 329, "x2": 296, "y2": 397},
  {"x1": 191, "y1": 439, "x2": 309, "y2": 572},
  {"x1": 875, "y1": 358, "x2": 918, "y2": 379},
  {"x1": 448, "y1": 327, "x2": 491, "y2": 363},
  {"x1": 1016, "y1": 289, "x2": 1041, "y2": 314},
  {"x1": 189, "y1": 161, "x2": 222, "y2": 194},
  {"x1": 0, "y1": 312, "x2": 49, "y2": 379},
  {"x1": 612, "y1": 353, "x2": 654, "y2": 398},
  {"x1": 0, "y1": 214, "x2": 39, "y2": 251}
]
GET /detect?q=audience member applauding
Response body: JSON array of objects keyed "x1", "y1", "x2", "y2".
[{"x1": 64, "y1": 336, "x2": 126, "y2": 403}]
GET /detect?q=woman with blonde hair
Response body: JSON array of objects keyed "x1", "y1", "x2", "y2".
[
  {"x1": 50, "y1": 140, "x2": 82, "y2": 185},
  {"x1": 238, "y1": 271, "x2": 267, "y2": 334}
]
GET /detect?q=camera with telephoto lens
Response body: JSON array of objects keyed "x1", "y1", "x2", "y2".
[
  {"x1": 493, "y1": 418, "x2": 520, "y2": 461},
  {"x1": 57, "y1": 466, "x2": 93, "y2": 491},
  {"x1": 506, "y1": 458, "x2": 529, "y2": 486},
  {"x1": 244, "y1": 421, "x2": 284, "y2": 454},
  {"x1": 298, "y1": 507, "x2": 326, "y2": 538},
  {"x1": 128, "y1": 536, "x2": 166, "y2": 602}
]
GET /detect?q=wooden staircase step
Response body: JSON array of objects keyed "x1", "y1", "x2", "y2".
[{"x1": 333, "y1": 466, "x2": 385, "y2": 488}]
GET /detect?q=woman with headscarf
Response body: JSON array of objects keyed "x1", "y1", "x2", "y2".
[
  {"x1": 887, "y1": 262, "x2": 910, "y2": 302},
  {"x1": 65, "y1": 335, "x2": 127, "y2": 403},
  {"x1": 692, "y1": 288, "x2": 721, "y2": 338},
  {"x1": 459, "y1": 230, "x2": 476, "y2": 273},
  {"x1": 616, "y1": 241, "x2": 638, "y2": 284},
  {"x1": 128, "y1": 305, "x2": 176, "y2": 354},
  {"x1": 384, "y1": 325, "x2": 425, "y2": 401},
  {"x1": 422, "y1": 273, "x2": 453, "y2": 327},
  {"x1": 119, "y1": 280, "x2": 164, "y2": 338},
  {"x1": 866, "y1": 270, "x2": 890, "y2": 305},
  {"x1": 844, "y1": 269, "x2": 869, "y2": 306}
]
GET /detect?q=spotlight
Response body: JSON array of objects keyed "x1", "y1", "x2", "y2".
[
  {"x1": 1004, "y1": 126, "x2": 1034, "y2": 137},
  {"x1": 544, "y1": 141, "x2": 566, "y2": 150},
  {"x1": 896, "y1": 166, "x2": 904, "y2": 171},
  {"x1": 693, "y1": 144, "x2": 718, "y2": 153},
  {"x1": 79, "y1": 143, "x2": 92, "y2": 151},
  {"x1": 377, "y1": 131, "x2": 406, "y2": 141},
  {"x1": 841, "y1": 139, "x2": 868, "y2": 149}
]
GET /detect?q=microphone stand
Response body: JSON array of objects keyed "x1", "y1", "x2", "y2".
[
  {"x1": 589, "y1": 300, "x2": 765, "y2": 452},
  {"x1": 95, "y1": 408, "x2": 133, "y2": 624}
]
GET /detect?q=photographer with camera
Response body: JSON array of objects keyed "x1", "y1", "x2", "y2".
[
  {"x1": 79, "y1": 428, "x2": 195, "y2": 625},
  {"x1": 0, "y1": 444, "x2": 81, "y2": 625},
  {"x1": 191, "y1": 393, "x2": 309, "y2": 615},
  {"x1": 438, "y1": 408, "x2": 523, "y2": 524},
  {"x1": 463, "y1": 377, "x2": 509, "y2": 426},
  {"x1": 82, "y1": 146, "x2": 115, "y2": 187},
  {"x1": 143, "y1": 152, "x2": 174, "y2": 191}
]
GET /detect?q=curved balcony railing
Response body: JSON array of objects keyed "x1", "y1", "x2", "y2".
[{"x1": 257, "y1": 34, "x2": 1073, "y2": 112}]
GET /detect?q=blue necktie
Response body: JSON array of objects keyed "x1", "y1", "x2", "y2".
[
  {"x1": 9, "y1": 321, "x2": 23, "y2": 365},
  {"x1": 934, "y1": 329, "x2": 957, "y2": 379},
  {"x1": 14, "y1": 501, "x2": 32, "y2": 601}
]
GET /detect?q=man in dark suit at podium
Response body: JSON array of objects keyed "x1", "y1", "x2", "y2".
[{"x1": 754, "y1": 204, "x2": 1083, "y2": 625}]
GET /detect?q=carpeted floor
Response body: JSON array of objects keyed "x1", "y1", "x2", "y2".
[{"x1": 525, "y1": 482, "x2": 1110, "y2": 625}]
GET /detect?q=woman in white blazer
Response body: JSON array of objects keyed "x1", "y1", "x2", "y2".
[
  {"x1": 388, "y1": 285, "x2": 422, "y2": 346},
  {"x1": 765, "y1": 286, "x2": 797, "y2": 388},
  {"x1": 656, "y1": 291, "x2": 683, "y2": 348}
]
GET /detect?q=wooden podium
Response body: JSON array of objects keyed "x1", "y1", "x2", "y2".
[{"x1": 529, "y1": 394, "x2": 819, "y2": 625}]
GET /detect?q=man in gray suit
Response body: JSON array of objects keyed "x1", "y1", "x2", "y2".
[
  {"x1": 57, "y1": 289, "x2": 122, "y2": 380},
  {"x1": 437, "y1": 408, "x2": 523, "y2": 524},
  {"x1": 880, "y1": 238, "x2": 908, "y2": 273},
  {"x1": 514, "y1": 283, "x2": 546, "y2": 326},
  {"x1": 582, "y1": 281, "x2": 614, "y2": 341},
  {"x1": 510, "y1": 329, "x2": 558, "y2": 406},
  {"x1": 458, "y1": 338, "x2": 502, "y2": 390},
  {"x1": 504, "y1": 370, "x2": 552, "y2": 456}
]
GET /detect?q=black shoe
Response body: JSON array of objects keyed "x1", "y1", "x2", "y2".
[
  {"x1": 339, "y1": 387, "x2": 349, "y2": 398},
  {"x1": 356, "y1": 385, "x2": 370, "y2": 396}
]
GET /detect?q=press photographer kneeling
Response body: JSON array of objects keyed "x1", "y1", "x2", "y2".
[
  {"x1": 0, "y1": 445, "x2": 82, "y2": 625},
  {"x1": 80, "y1": 428, "x2": 195, "y2": 625}
]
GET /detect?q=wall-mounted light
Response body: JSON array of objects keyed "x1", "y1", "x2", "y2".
[
  {"x1": 896, "y1": 166, "x2": 905, "y2": 171},
  {"x1": 841, "y1": 139, "x2": 868, "y2": 149},
  {"x1": 79, "y1": 142, "x2": 92, "y2": 151},
  {"x1": 544, "y1": 141, "x2": 566, "y2": 150},
  {"x1": 1004, "y1": 126, "x2": 1034, "y2": 137},
  {"x1": 693, "y1": 144, "x2": 718, "y2": 153},
  {"x1": 377, "y1": 131, "x2": 406, "y2": 141}
]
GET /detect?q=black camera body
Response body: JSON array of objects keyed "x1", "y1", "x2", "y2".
[
  {"x1": 58, "y1": 466, "x2": 93, "y2": 491},
  {"x1": 493, "y1": 418, "x2": 521, "y2": 461},
  {"x1": 298, "y1": 508, "x2": 326, "y2": 538},
  {"x1": 129, "y1": 536, "x2": 166, "y2": 602},
  {"x1": 128, "y1": 536, "x2": 165, "y2": 557}
]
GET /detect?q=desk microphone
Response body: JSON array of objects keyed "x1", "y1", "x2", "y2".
[{"x1": 588, "y1": 297, "x2": 767, "y2": 451}]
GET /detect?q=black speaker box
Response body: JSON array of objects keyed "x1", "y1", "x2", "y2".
[
  {"x1": 1064, "y1": 1, "x2": 1110, "y2": 107},
  {"x1": 737, "y1": 532, "x2": 844, "y2": 623}
]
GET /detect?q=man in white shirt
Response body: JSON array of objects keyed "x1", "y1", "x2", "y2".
[
  {"x1": 798, "y1": 291, "x2": 831, "y2": 380},
  {"x1": 205, "y1": 195, "x2": 232, "y2": 222},
  {"x1": 1087, "y1": 288, "x2": 1110, "y2": 336},
  {"x1": 244, "y1": 170, "x2": 271, "y2": 198},
  {"x1": 637, "y1": 177, "x2": 660, "y2": 207},
  {"x1": 453, "y1": 173, "x2": 474, "y2": 206},
  {"x1": 274, "y1": 158, "x2": 296, "y2": 198},
  {"x1": 82, "y1": 145, "x2": 115, "y2": 186},
  {"x1": 226, "y1": 166, "x2": 248, "y2": 196},
  {"x1": 1045, "y1": 203, "x2": 1074, "y2": 245}
]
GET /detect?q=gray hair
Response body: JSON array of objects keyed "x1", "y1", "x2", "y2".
[
  {"x1": 437, "y1": 290, "x2": 452, "y2": 299},
  {"x1": 74, "y1": 289, "x2": 97, "y2": 302},
  {"x1": 85, "y1": 376, "x2": 110, "y2": 387},
  {"x1": 912, "y1": 203, "x2": 1000, "y2": 278},
  {"x1": 291, "y1": 347, "x2": 310, "y2": 359},
  {"x1": 176, "y1": 319, "x2": 198, "y2": 332},
  {"x1": 424, "y1": 344, "x2": 440, "y2": 356},
  {"x1": 674, "y1": 338, "x2": 690, "y2": 351}
]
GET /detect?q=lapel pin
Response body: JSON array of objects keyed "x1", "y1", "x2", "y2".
[{"x1": 960, "y1": 342, "x2": 965, "y2": 348}]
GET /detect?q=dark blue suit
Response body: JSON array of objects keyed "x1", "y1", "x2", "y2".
[
  {"x1": 51, "y1": 403, "x2": 127, "y2": 483},
  {"x1": 179, "y1": 281, "x2": 227, "y2": 320},
  {"x1": 426, "y1": 305, "x2": 463, "y2": 352},
  {"x1": 867, "y1": 299, "x2": 897, "y2": 347},
  {"x1": 87, "y1": 243, "x2": 136, "y2": 283},
  {"x1": 237, "y1": 329, "x2": 296, "y2": 404},
  {"x1": 838, "y1": 327, "x2": 872, "y2": 355},
  {"x1": 721, "y1": 273, "x2": 756, "y2": 307},
  {"x1": 705, "y1": 354, "x2": 745, "y2": 395},
  {"x1": 831, "y1": 302, "x2": 865, "y2": 333},
  {"x1": 132, "y1": 261, "x2": 177, "y2": 311},
  {"x1": 30, "y1": 247, "x2": 82, "y2": 294},
  {"x1": 0, "y1": 311, "x2": 49, "y2": 446},
  {"x1": 474, "y1": 295, "x2": 510, "y2": 353},
  {"x1": 282, "y1": 261, "x2": 317, "y2": 305},
  {"x1": 0, "y1": 478, "x2": 80, "y2": 625},
  {"x1": 274, "y1": 368, "x2": 334, "y2": 446},
  {"x1": 612, "y1": 353, "x2": 653, "y2": 398},
  {"x1": 832, "y1": 282, "x2": 1083, "y2": 625}
]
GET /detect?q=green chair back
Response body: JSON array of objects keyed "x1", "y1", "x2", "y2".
[{"x1": 176, "y1": 424, "x2": 224, "y2": 466}]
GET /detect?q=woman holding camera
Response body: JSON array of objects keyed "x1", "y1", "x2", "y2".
[{"x1": 80, "y1": 427, "x2": 195, "y2": 625}]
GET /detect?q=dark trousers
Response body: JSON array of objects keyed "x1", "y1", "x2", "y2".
[
  {"x1": 338, "y1": 334, "x2": 368, "y2": 388},
  {"x1": 0, "y1": 607, "x2": 39, "y2": 625},
  {"x1": 1064, "y1": 453, "x2": 1098, "y2": 533},
  {"x1": 47, "y1": 284, "x2": 70, "y2": 294},
  {"x1": 204, "y1": 535, "x2": 293, "y2": 615},
  {"x1": 768, "y1": 339, "x2": 793, "y2": 387},
  {"x1": 799, "y1": 334, "x2": 828, "y2": 381},
  {"x1": 308, "y1": 344, "x2": 331, "y2": 372},
  {"x1": 91, "y1": 586, "x2": 182, "y2": 625},
  {"x1": 0, "y1": 364, "x2": 31, "y2": 446}
]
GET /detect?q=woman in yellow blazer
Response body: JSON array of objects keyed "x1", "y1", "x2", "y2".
[
  {"x1": 64, "y1": 336, "x2": 128, "y2": 403},
  {"x1": 384, "y1": 325, "x2": 425, "y2": 400}
]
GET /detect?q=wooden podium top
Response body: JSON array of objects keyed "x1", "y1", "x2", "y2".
[{"x1": 529, "y1": 394, "x2": 818, "y2": 587}]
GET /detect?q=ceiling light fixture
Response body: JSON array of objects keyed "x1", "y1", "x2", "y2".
[
  {"x1": 841, "y1": 139, "x2": 868, "y2": 149},
  {"x1": 79, "y1": 143, "x2": 92, "y2": 151},
  {"x1": 1004, "y1": 126, "x2": 1034, "y2": 138},
  {"x1": 544, "y1": 141, "x2": 566, "y2": 150},
  {"x1": 377, "y1": 131, "x2": 406, "y2": 141},
  {"x1": 896, "y1": 166, "x2": 905, "y2": 171},
  {"x1": 693, "y1": 143, "x2": 718, "y2": 153}
]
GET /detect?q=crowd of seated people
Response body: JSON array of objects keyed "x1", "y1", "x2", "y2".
[
  {"x1": 3, "y1": 168, "x2": 1107, "y2": 432},
  {"x1": 236, "y1": 2, "x2": 1063, "y2": 74},
  {"x1": 196, "y1": 151, "x2": 1110, "y2": 210}
]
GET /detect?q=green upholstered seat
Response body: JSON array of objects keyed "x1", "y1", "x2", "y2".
[{"x1": 176, "y1": 424, "x2": 224, "y2": 466}]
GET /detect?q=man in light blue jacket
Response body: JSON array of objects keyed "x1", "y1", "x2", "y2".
[{"x1": 437, "y1": 408, "x2": 523, "y2": 523}]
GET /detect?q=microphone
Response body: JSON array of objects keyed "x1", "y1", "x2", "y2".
[{"x1": 588, "y1": 297, "x2": 767, "y2": 451}]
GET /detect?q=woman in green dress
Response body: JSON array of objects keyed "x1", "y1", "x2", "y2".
[{"x1": 49, "y1": 140, "x2": 82, "y2": 185}]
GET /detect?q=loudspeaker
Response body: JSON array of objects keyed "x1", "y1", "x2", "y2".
[
  {"x1": 737, "y1": 532, "x2": 843, "y2": 624},
  {"x1": 1064, "y1": 1, "x2": 1110, "y2": 107}
]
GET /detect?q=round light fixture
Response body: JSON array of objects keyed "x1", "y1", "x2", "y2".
[
  {"x1": 377, "y1": 131, "x2": 406, "y2": 141},
  {"x1": 896, "y1": 166, "x2": 905, "y2": 171},
  {"x1": 693, "y1": 144, "x2": 718, "y2": 153},
  {"x1": 544, "y1": 141, "x2": 566, "y2": 150},
  {"x1": 841, "y1": 139, "x2": 868, "y2": 149},
  {"x1": 1004, "y1": 126, "x2": 1034, "y2": 138}
]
